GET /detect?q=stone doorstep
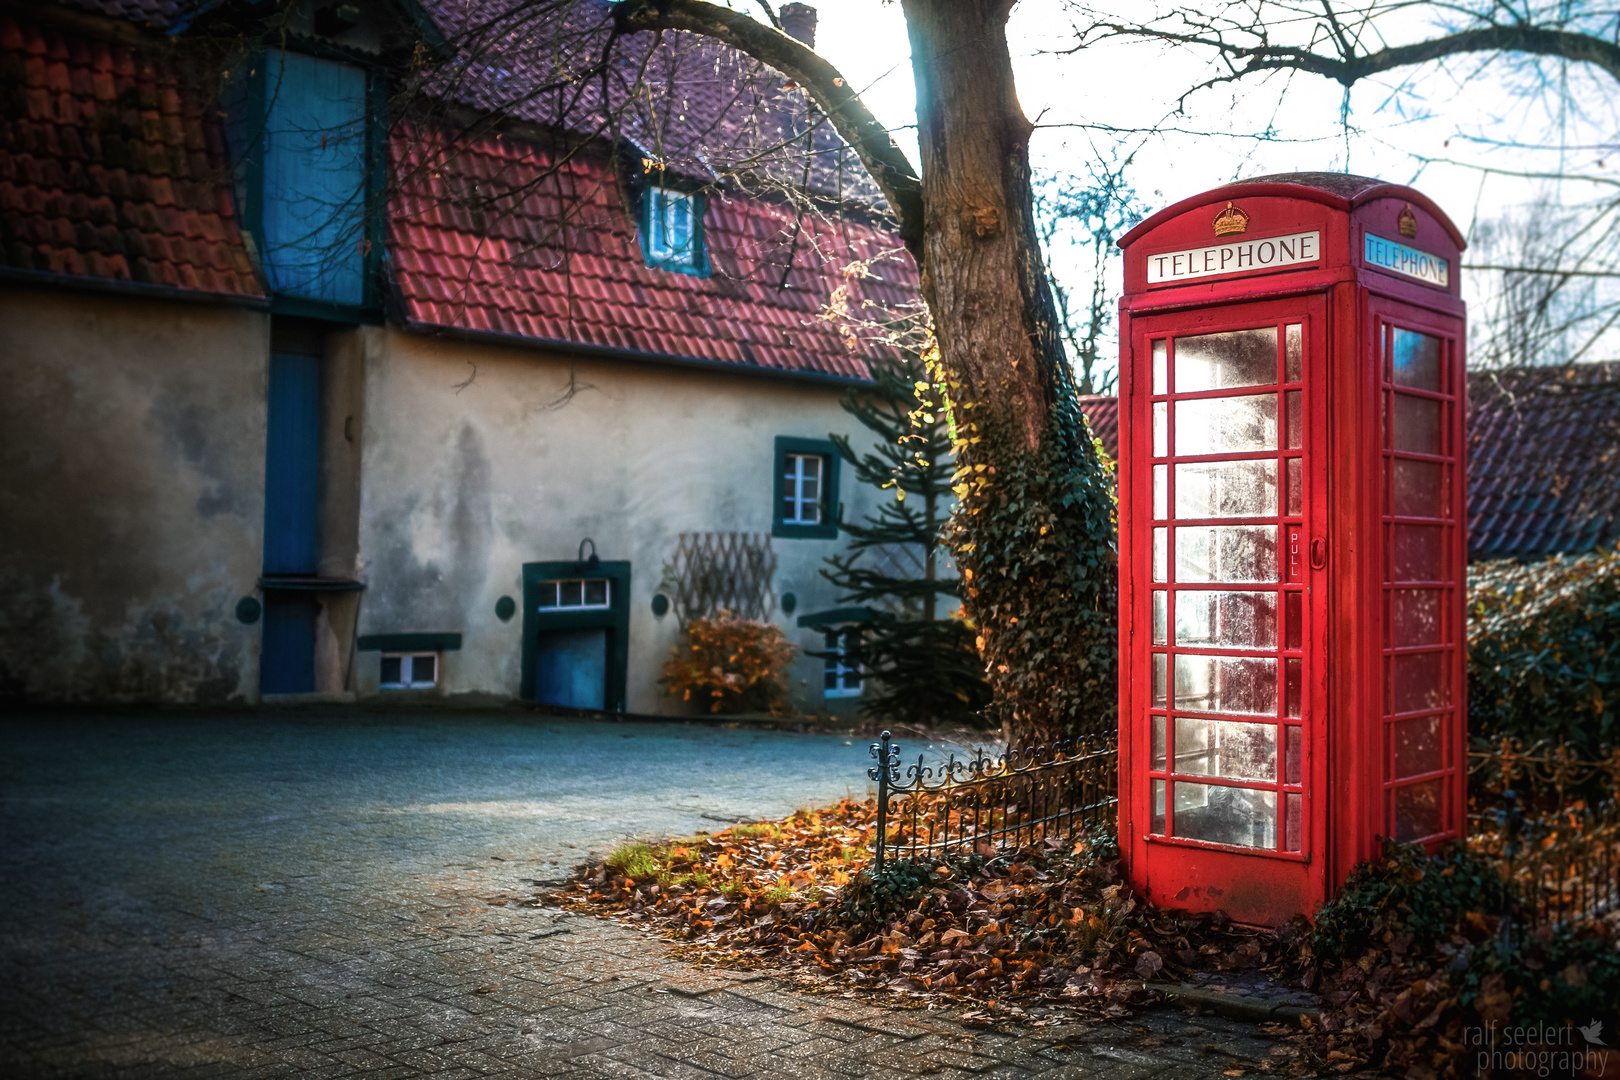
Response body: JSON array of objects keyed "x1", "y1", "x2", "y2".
[
  {"x1": 259, "y1": 691, "x2": 357, "y2": 706},
  {"x1": 1147, "y1": 980, "x2": 1322, "y2": 1024}
]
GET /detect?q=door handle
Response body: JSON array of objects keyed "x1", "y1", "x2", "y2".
[{"x1": 1310, "y1": 538, "x2": 1327, "y2": 570}]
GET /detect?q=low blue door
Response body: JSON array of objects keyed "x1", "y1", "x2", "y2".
[
  {"x1": 535, "y1": 630, "x2": 607, "y2": 709},
  {"x1": 260, "y1": 594, "x2": 317, "y2": 693}
]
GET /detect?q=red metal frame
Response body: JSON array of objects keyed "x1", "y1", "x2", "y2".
[{"x1": 1117, "y1": 177, "x2": 1467, "y2": 925}]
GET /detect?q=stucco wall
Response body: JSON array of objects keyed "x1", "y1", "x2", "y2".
[
  {"x1": 355, "y1": 327, "x2": 882, "y2": 713},
  {"x1": 0, "y1": 287, "x2": 269, "y2": 703}
]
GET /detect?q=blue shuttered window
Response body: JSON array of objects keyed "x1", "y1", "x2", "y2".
[
  {"x1": 256, "y1": 49, "x2": 371, "y2": 306},
  {"x1": 263, "y1": 350, "x2": 321, "y2": 575},
  {"x1": 640, "y1": 186, "x2": 710, "y2": 277}
]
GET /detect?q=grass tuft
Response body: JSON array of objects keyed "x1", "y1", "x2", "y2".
[{"x1": 606, "y1": 842, "x2": 664, "y2": 881}]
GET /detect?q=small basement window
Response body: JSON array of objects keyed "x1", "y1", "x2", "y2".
[
  {"x1": 380, "y1": 652, "x2": 437, "y2": 689},
  {"x1": 823, "y1": 630, "x2": 863, "y2": 698},
  {"x1": 535, "y1": 578, "x2": 612, "y2": 610}
]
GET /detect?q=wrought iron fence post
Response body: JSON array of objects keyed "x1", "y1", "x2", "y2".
[
  {"x1": 868, "y1": 730, "x2": 899, "y2": 874},
  {"x1": 1499, "y1": 788, "x2": 1522, "y2": 953}
]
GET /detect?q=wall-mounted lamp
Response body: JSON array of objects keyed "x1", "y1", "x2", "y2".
[{"x1": 578, "y1": 537, "x2": 600, "y2": 572}]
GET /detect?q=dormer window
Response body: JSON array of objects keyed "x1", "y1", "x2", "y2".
[
  {"x1": 229, "y1": 48, "x2": 380, "y2": 313},
  {"x1": 641, "y1": 186, "x2": 708, "y2": 276}
]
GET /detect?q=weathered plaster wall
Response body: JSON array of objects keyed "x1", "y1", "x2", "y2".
[
  {"x1": 0, "y1": 288, "x2": 269, "y2": 703},
  {"x1": 355, "y1": 328, "x2": 880, "y2": 712},
  {"x1": 312, "y1": 325, "x2": 367, "y2": 695}
]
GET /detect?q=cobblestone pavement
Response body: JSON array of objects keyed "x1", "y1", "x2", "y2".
[{"x1": 0, "y1": 712, "x2": 1281, "y2": 1078}]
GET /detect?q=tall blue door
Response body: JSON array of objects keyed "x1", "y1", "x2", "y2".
[
  {"x1": 260, "y1": 349, "x2": 321, "y2": 693},
  {"x1": 263, "y1": 350, "x2": 320, "y2": 575}
]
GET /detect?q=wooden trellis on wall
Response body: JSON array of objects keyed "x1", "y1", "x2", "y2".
[{"x1": 661, "y1": 532, "x2": 779, "y2": 623}]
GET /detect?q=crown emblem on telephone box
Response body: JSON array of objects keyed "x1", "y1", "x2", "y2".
[
  {"x1": 1213, "y1": 201, "x2": 1250, "y2": 237},
  {"x1": 1398, "y1": 203, "x2": 1419, "y2": 238}
]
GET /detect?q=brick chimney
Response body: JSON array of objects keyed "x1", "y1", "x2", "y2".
[{"x1": 779, "y1": 3, "x2": 816, "y2": 47}]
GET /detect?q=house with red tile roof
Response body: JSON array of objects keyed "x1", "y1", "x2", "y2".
[{"x1": 0, "y1": 0, "x2": 923, "y2": 709}]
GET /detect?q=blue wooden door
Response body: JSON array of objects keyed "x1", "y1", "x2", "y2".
[
  {"x1": 260, "y1": 49, "x2": 369, "y2": 305},
  {"x1": 263, "y1": 350, "x2": 320, "y2": 575},
  {"x1": 260, "y1": 594, "x2": 317, "y2": 693},
  {"x1": 261, "y1": 347, "x2": 320, "y2": 694},
  {"x1": 535, "y1": 630, "x2": 608, "y2": 709}
]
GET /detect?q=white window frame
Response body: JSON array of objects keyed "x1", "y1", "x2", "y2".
[
  {"x1": 535, "y1": 578, "x2": 612, "y2": 611},
  {"x1": 380, "y1": 652, "x2": 438, "y2": 690},
  {"x1": 644, "y1": 187, "x2": 697, "y2": 266},
  {"x1": 783, "y1": 452, "x2": 824, "y2": 525},
  {"x1": 823, "y1": 630, "x2": 863, "y2": 698}
]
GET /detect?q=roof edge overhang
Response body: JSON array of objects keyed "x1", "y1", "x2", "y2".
[
  {"x1": 797, "y1": 606, "x2": 890, "y2": 629},
  {"x1": 10, "y1": 2, "x2": 162, "y2": 42},
  {"x1": 0, "y1": 265, "x2": 270, "y2": 309},
  {"x1": 399, "y1": 319, "x2": 876, "y2": 389},
  {"x1": 415, "y1": 103, "x2": 903, "y2": 232},
  {"x1": 1119, "y1": 176, "x2": 1466, "y2": 251}
]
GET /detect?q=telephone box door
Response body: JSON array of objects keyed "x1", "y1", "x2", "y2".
[
  {"x1": 1123, "y1": 296, "x2": 1329, "y2": 925},
  {"x1": 1346, "y1": 296, "x2": 1468, "y2": 876}
]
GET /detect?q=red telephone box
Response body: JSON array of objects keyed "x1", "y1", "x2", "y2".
[{"x1": 1115, "y1": 174, "x2": 1467, "y2": 926}]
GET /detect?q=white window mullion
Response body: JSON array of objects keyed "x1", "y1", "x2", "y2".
[
  {"x1": 645, "y1": 187, "x2": 699, "y2": 269},
  {"x1": 784, "y1": 453, "x2": 824, "y2": 525}
]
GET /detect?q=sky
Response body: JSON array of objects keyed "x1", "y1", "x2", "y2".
[{"x1": 760, "y1": 0, "x2": 1620, "y2": 385}]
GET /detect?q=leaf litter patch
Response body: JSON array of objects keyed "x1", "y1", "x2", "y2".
[{"x1": 546, "y1": 796, "x2": 1352, "y2": 1072}]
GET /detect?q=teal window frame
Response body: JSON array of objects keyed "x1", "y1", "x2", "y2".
[
  {"x1": 520, "y1": 560, "x2": 631, "y2": 710},
  {"x1": 239, "y1": 45, "x2": 386, "y2": 320},
  {"x1": 639, "y1": 186, "x2": 711, "y2": 277},
  {"x1": 773, "y1": 436, "x2": 840, "y2": 539},
  {"x1": 822, "y1": 628, "x2": 864, "y2": 698}
]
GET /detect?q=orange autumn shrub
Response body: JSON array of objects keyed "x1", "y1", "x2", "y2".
[{"x1": 662, "y1": 610, "x2": 797, "y2": 714}]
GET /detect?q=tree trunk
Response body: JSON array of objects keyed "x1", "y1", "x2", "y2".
[
  {"x1": 924, "y1": 488, "x2": 937, "y2": 624},
  {"x1": 902, "y1": 0, "x2": 1062, "y2": 453},
  {"x1": 903, "y1": 0, "x2": 1117, "y2": 746}
]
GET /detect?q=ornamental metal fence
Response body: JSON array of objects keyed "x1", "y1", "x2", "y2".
[
  {"x1": 1466, "y1": 739, "x2": 1620, "y2": 930},
  {"x1": 855, "y1": 728, "x2": 1618, "y2": 928},
  {"x1": 866, "y1": 730, "x2": 1118, "y2": 871}
]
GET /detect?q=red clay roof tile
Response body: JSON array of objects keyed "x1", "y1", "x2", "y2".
[
  {"x1": 0, "y1": 11, "x2": 261, "y2": 298},
  {"x1": 1078, "y1": 396, "x2": 1120, "y2": 460},
  {"x1": 1467, "y1": 363, "x2": 1620, "y2": 559},
  {"x1": 388, "y1": 123, "x2": 912, "y2": 379}
]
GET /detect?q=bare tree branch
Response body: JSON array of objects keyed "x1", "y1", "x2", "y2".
[
  {"x1": 610, "y1": 0, "x2": 924, "y2": 261},
  {"x1": 1079, "y1": 6, "x2": 1620, "y2": 88}
]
